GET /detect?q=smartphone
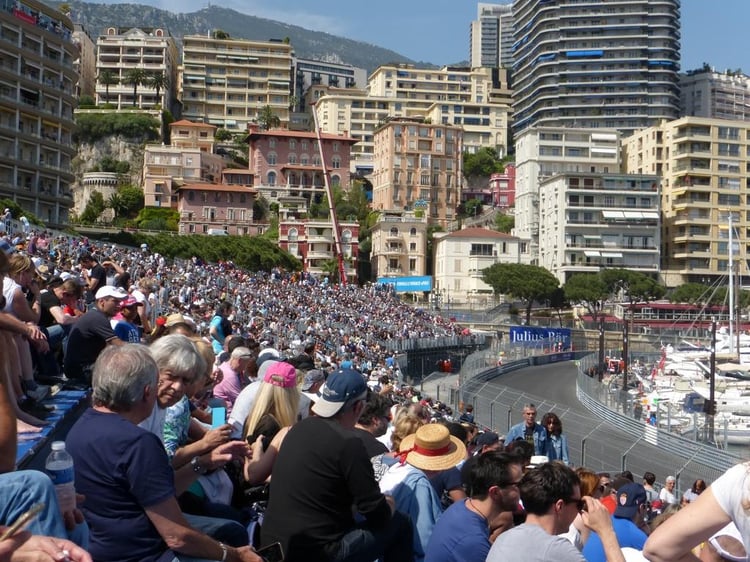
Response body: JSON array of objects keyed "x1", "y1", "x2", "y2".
[
  {"x1": 0, "y1": 503, "x2": 44, "y2": 541},
  {"x1": 255, "y1": 542, "x2": 284, "y2": 562},
  {"x1": 211, "y1": 406, "x2": 226, "y2": 429}
]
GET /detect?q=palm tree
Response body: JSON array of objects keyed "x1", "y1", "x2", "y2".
[
  {"x1": 124, "y1": 68, "x2": 148, "y2": 107},
  {"x1": 108, "y1": 192, "x2": 125, "y2": 220},
  {"x1": 98, "y1": 70, "x2": 119, "y2": 104},
  {"x1": 147, "y1": 72, "x2": 168, "y2": 107},
  {"x1": 257, "y1": 105, "x2": 280, "y2": 130}
]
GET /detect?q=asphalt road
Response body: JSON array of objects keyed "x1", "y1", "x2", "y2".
[{"x1": 465, "y1": 361, "x2": 733, "y2": 491}]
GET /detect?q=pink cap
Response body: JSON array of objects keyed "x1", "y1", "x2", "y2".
[{"x1": 263, "y1": 361, "x2": 297, "y2": 388}]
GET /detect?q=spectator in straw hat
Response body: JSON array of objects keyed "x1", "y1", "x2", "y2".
[{"x1": 379, "y1": 423, "x2": 467, "y2": 561}]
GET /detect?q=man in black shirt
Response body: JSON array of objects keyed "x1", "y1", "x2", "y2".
[
  {"x1": 260, "y1": 368, "x2": 412, "y2": 562},
  {"x1": 79, "y1": 253, "x2": 106, "y2": 306},
  {"x1": 64, "y1": 285, "x2": 125, "y2": 383},
  {"x1": 353, "y1": 390, "x2": 391, "y2": 458}
]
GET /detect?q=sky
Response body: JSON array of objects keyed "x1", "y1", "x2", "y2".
[{"x1": 99, "y1": 0, "x2": 745, "y2": 72}]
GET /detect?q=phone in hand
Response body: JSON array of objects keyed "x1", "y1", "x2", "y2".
[
  {"x1": 0, "y1": 502, "x2": 44, "y2": 541},
  {"x1": 211, "y1": 406, "x2": 226, "y2": 429},
  {"x1": 255, "y1": 542, "x2": 284, "y2": 562}
]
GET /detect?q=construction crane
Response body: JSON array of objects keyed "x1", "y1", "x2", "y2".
[{"x1": 311, "y1": 103, "x2": 347, "y2": 286}]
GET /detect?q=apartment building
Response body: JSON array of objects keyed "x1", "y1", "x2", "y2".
[
  {"x1": 371, "y1": 117, "x2": 463, "y2": 227},
  {"x1": 72, "y1": 23, "x2": 95, "y2": 98},
  {"x1": 278, "y1": 217, "x2": 359, "y2": 283},
  {"x1": 95, "y1": 26, "x2": 179, "y2": 112},
  {"x1": 681, "y1": 68, "x2": 750, "y2": 121},
  {"x1": 370, "y1": 210, "x2": 428, "y2": 280},
  {"x1": 623, "y1": 116, "x2": 750, "y2": 286},
  {"x1": 246, "y1": 126, "x2": 356, "y2": 207},
  {"x1": 514, "y1": 127, "x2": 621, "y2": 260},
  {"x1": 0, "y1": 0, "x2": 77, "y2": 226},
  {"x1": 433, "y1": 227, "x2": 529, "y2": 306},
  {"x1": 537, "y1": 172, "x2": 660, "y2": 284},
  {"x1": 511, "y1": 0, "x2": 681, "y2": 135},
  {"x1": 142, "y1": 120, "x2": 226, "y2": 208},
  {"x1": 293, "y1": 56, "x2": 366, "y2": 111},
  {"x1": 470, "y1": 3, "x2": 514, "y2": 68},
  {"x1": 490, "y1": 164, "x2": 516, "y2": 208},
  {"x1": 175, "y1": 183, "x2": 257, "y2": 236},
  {"x1": 181, "y1": 35, "x2": 293, "y2": 132}
]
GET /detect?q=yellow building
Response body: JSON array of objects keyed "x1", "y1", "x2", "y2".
[
  {"x1": 370, "y1": 210, "x2": 429, "y2": 280},
  {"x1": 623, "y1": 116, "x2": 750, "y2": 286},
  {"x1": 181, "y1": 35, "x2": 293, "y2": 132}
]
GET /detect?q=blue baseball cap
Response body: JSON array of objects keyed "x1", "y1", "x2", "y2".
[{"x1": 312, "y1": 368, "x2": 368, "y2": 418}]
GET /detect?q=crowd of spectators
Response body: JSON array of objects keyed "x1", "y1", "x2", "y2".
[{"x1": 0, "y1": 222, "x2": 748, "y2": 561}]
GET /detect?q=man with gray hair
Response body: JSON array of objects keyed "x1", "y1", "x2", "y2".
[
  {"x1": 66, "y1": 344, "x2": 263, "y2": 562},
  {"x1": 505, "y1": 403, "x2": 547, "y2": 456}
]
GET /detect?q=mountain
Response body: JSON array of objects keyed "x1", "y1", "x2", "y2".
[{"x1": 49, "y1": 2, "x2": 429, "y2": 73}]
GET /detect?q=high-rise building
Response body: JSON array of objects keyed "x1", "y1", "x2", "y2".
[
  {"x1": 511, "y1": 0, "x2": 681, "y2": 135},
  {"x1": 371, "y1": 117, "x2": 463, "y2": 227},
  {"x1": 181, "y1": 36, "x2": 293, "y2": 132},
  {"x1": 623, "y1": 116, "x2": 750, "y2": 287},
  {"x1": 681, "y1": 68, "x2": 750, "y2": 122},
  {"x1": 95, "y1": 27, "x2": 179, "y2": 113},
  {"x1": 72, "y1": 23, "x2": 96, "y2": 98},
  {"x1": 0, "y1": 0, "x2": 78, "y2": 226},
  {"x1": 470, "y1": 3, "x2": 514, "y2": 69}
]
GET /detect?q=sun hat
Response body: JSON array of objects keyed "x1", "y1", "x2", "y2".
[
  {"x1": 95, "y1": 286, "x2": 127, "y2": 300},
  {"x1": 263, "y1": 361, "x2": 297, "y2": 388},
  {"x1": 165, "y1": 312, "x2": 191, "y2": 329},
  {"x1": 312, "y1": 368, "x2": 368, "y2": 418},
  {"x1": 397, "y1": 423, "x2": 467, "y2": 471},
  {"x1": 301, "y1": 369, "x2": 326, "y2": 392},
  {"x1": 613, "y1": 482, "x2": 647, "y2": 519}
]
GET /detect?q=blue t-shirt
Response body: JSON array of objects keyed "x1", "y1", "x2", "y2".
[
  {"x1": 209, "y1": 315, "x2": 225, "y2": 354},
  {"x1": 424, "y1": 499, "x2": 490, "y2": 562},
  {"x1": 66, "y1": 408, "x2": 176, "y2": 562},
  {"x1": 582, "y1": 516, "x2": 647, "y2": 562},
  {"x1": 114, "y1": 320, "x2": 141, "y2": 343}
]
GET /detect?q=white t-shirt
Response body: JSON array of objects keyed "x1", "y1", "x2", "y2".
[
  {"x1": 659, "y1": 487, "x2": 677, "y2": 505},
  {"x1": 711, "y1": 462, "x2": 750, "y2": 552}
]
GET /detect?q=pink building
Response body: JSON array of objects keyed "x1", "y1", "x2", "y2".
[
  {"x1": 278, "y1": 218, "x2": 359, "y2": 283},
  {"x1": 175, "y1": 183, "x2": 260, "y2": 236},
  {"x1": 490, "y1": 164, "x2": 516, "y2": 208},
  {"x1": 246, "y1": 126, "x2": 357, "y2": 208}
]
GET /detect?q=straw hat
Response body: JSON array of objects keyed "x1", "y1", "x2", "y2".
[{"x1": 398, "y1": 423, "x2": 466, "y2": 471}]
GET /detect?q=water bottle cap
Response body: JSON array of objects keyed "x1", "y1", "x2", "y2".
[{"x1": 51, "y1": 441, "x2": 66, "y2": 451}]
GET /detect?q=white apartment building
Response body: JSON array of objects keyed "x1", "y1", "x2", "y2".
[
  {"x1": 433, "y1": 227, "x2": 529, "y2": 306},
  {"x1": 537, "y1": 173, "x2": 660, "y2": 284},
  {"x1": 72, "y1": 23, "x2": 96, "y2": 98},
  {"x1": 511, "y1": 0, "x2": 681, "y2": 135},
  {"x1": 514, "y1": 127, "x2": 621, "y2": 261},
  {"x1": 470, "y1": 3, "x2": 514, "y2": 68},
  {"x1": 370, "y1": 210, "x2": 428, "y2": 280},
  {"x1": 95, "y1": 26, "x2": 179, "y2": 112},
  {"x1": 181, "y1": 35, "x2": 293, "y2": 132},
  {"x1": 0, "y1": 0, "x2": 77, "y2": 226},
  {"x1": 681, "y1": 68, "x2": 750, "y2": 122}
]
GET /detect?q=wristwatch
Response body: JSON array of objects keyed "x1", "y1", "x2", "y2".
[{"x1": 190, "y1": 456, "x2": 208, "y2": 475}]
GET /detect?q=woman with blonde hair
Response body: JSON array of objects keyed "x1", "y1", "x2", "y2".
[{"x1": 242, "y1": 361, "x2": 301, "y2": 484}]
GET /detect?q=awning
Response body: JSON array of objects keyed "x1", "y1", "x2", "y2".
[
  {"x1": 601, "y1": 252, "x2": 623, "y2": 258},
  {"x1": 583, "y1": 234, "x2": 601, "y2": 239},
  {"x1": 591, "y1": 147, "x2": 617, "y2": 154},
  {"x1": 584, "y1": 250, "x2": 601, "y2": 257},
  {"x1": 623, "y1": 211, "x2": 643, "y2": 219},
  {"x1": 642, "y1": 211, "x2": 659, "y2": 219},
  {"x1": 602, "y1": 210, "x2": 625, "y2": 219}
]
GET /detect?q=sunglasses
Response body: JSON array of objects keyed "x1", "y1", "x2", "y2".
[
  {"x1": 565, "y1": 497, "x2": 586, "y2": 512},
  {"x1": 498, "y1": 480, "x2": 522, "y2": 489}
]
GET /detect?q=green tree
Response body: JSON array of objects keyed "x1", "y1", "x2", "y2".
[
  {"x1": 253, "y1": 195, "x2": 270, "y2": 222},
  {"x1": 214, "y1": 128, "x2": 233, "y2": 142},
  {"x1": 462, "y1": 198, "x2": 483, "y2": 219},
  {"x1": 79, "y1": 191, "x2": 106, "y2": 224},
  {"x1": 147, "y1": 72, "x2": 168, "y2": 106},
  {"x1": 564, "y1": 273, "x2": 609, "y2": 322},
  {"x1": 482, "y1": 263, "x2": 559, "y2": 324},
  {"x1": 547, "y1": 287, "x2": 569, "y2": 327},
  {"x1": 257, "y1": 105, "x2": 280, "y2": 130},
  {"x1": 601, "y1": 268, "x2": 665, "y2": 324},
  {"x1": 463, "y1": 147, "x2": 504, "y2": 178},
  {"x1": 669, "y1": 283, "x2": 714, "y2": 305},
  {"x1": 124, "y1": 68, "x2": 148, "y2": 107},
  {"x1": 213, "y1": 29, "x2": 230, "y2": 39},
  {"x1": 98, "y1": 70, "x2": 119, "y2": 104},
  {"x1": 118, "y1": 186, "x2": 144, "y2": 218},
  {"x1": 495, "y1": 213, "x2": 514, "y2": 233}
]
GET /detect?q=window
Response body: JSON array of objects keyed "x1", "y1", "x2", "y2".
[
  {"x1": 267, "y1": 153, "x2": 277, "y2": 165},
  {"x1": 331, "y1": 175, "x2": 341, "y2": 187},
  {"x1": 267, "y1": 171, "x2": 276, "y2": 185},
  {"x1": 332, "y1": 157, "x2": 341, "y2": 169},
  {"x1": 470, "y1": 244, "x2": 493, "y2": 256},
  {"x1": 269, "y1": 138, "x2": 276, "y2": 148},
  {"x1": 289, "y1": 139, "x2": 296, "y2": 149},
  {"x1": 410, "y1": 227, "x2": 417, "y2": 236},
  {"x1": 390, "y1": 227, "x2": 399, "y2": 236},
  {"x1": 289, "y1": 154, "x2": 297, "y2": 164}
]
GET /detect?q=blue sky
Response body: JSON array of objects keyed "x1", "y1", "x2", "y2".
[{"x1": 101, "y1": 0, "x2": 744, "y2": 72}]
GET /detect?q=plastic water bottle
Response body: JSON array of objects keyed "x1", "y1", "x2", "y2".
[{"x1": 45, "y1": 441, "x2": 76, "y2": 513}]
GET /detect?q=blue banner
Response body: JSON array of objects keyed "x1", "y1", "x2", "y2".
[
  {"x1": 377, "y1": 276, "x2": 432, "y2": 292},
  {"x1": 509, "y1": 326, "x2": 571, "y2": 348}
]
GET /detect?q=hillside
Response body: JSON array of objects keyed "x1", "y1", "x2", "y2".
[{"x1": 50, "y1": 1, "x2": 431, "y2": 73}]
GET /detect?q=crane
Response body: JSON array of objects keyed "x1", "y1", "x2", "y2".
[{"x1": 311, "y1": 103, "x2": 347, "y2": 286}]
